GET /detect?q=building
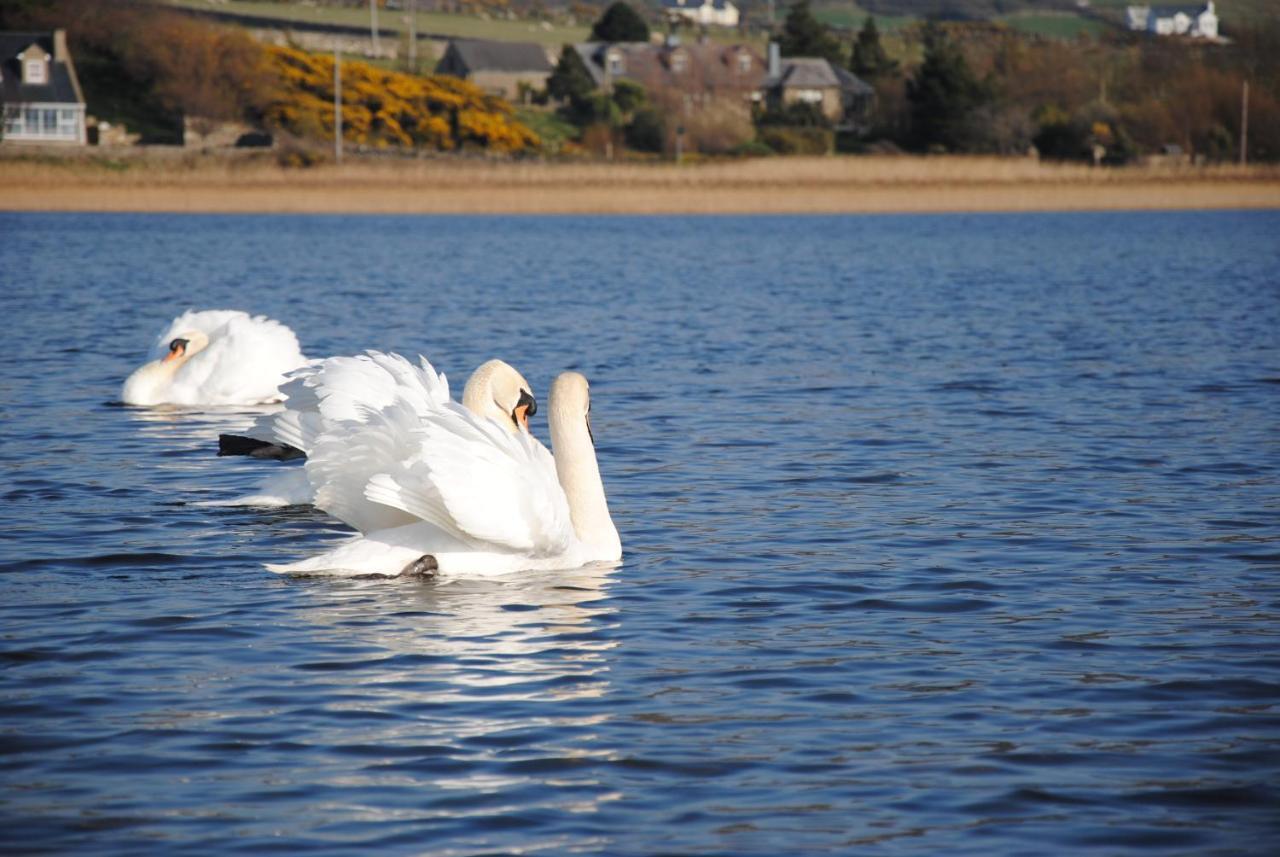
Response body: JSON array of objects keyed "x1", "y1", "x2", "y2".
[
  {"x1": 0, "y1": 30, "x2": 86, "y2": 145},
  {"x1": 435, "y1": 39, "x2": 553, "y2": 102},
  {"x1": 661, "y1": 0, "x2": 740, "y2": 29},
  {"x1": 1125, "y1": 2, "x2": 1219, "y2": 39},
  {"x1": 761, "y1": 45, "x2": 874, "y2": 131}
]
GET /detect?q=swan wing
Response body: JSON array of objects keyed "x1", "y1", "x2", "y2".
[
  {"x1": 248, "y1": 351, "x2": 449, "y2": 454},
  {"x1": 361, "y1": 401, "x2": 576, "y2": 556}
]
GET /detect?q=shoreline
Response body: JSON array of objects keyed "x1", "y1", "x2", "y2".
[{"x1": 4, "y1": 152, "x2": 1278, "y2": 214}]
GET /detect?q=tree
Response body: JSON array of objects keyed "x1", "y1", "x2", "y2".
[
  {"x1": 850, "y1": 16, "x2": 896, "y2": 80},
  {"x1": 906, "y1": 22, "x2": 988, "y2": 151},
  {"x1": 779, "y1": 0, "x2": 843, "y2": 67},
  {"x1": 547, "y1": 44, "x2": 594, "y2": 103},
  {"x1": 590, "y1": 2, "x2": 650, "y2": 43}
]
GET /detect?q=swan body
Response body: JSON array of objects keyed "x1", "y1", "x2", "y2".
[
  {"x1": 122, "y1": 310, "x2": 307, "y2": 406},
  {"x1": 220, "y1": 352, "x2": 537, "y2": 507},
  {"x1": 267, "y1": 364, "x2": 620, "y2": 578}
]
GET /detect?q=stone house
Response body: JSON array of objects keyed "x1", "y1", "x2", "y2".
[
  {"x1": 761, "y1": 46, "x2": 874, "y2": 131},
  {"x1": 436, "y1": 39, "x2": 553, "y2": 102},
  {"x1": 0, "y1": 29, "x2": 86, "y2": 145},
  {"x1": 573, "y1": 39, "x2": 765, "y2": 109},
  {"x1": 1125, "y1": 2, "x2": 1219, "y2": 39}
]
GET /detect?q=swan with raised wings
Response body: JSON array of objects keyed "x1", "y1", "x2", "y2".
[
  {"x1": 219, "y1": 352, "x2": 539, "y2": 507},
  {"x1": 122, "y1": 310, "x2": 308, "y2": 406},
  {"x1": 268, "y1": 364, "x2": 621, "y2": 578}
]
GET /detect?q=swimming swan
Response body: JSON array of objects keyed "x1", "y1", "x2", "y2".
[
  {"x1": 267, "y1": 367, "x2": 621, "y2": 578},
  {"x1": 221, "y1": 352, "x2": 537, "y2": 506},
  {"x1": 122, "y1": 309, "x2": 307, "y2": 406}
]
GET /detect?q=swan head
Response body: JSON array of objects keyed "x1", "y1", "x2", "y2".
[
  {"x1": 160, "y1": 329, "x2": 210, "y2": 366},
  {"x1": 462, "y1": 359, "x2": 537, "y2": 433},
  {"x1": 121, "y1": 329, "x2": 211, "y2": 405}
]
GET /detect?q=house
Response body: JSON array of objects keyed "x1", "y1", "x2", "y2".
[
  {"x1": 1125, "y1": 2, "x2": 1219, "y2": 39},
  {"x1": 572, "y1": 39, "x2": 764, "y2": 106},
  {"x1": 435, "y1": 39, "x2": 553, "y2": 102},
  {"x1": 761, "y1": 45, "x2": 874, "y2": 131},
  {"x1": 0, "y1": 29, "x2": 86, "y2": 145},
  {"x1": 661, "y1": 0, "x2": 740, "y2": 29}
]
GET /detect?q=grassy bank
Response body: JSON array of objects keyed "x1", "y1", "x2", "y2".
[{"x1": 3, "y1": 151, "x2": 1277, "y2": 214}]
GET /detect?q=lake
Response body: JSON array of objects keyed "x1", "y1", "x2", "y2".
[{"x1": 1, "y1": 210, "x2": 1278, "y2": 854}]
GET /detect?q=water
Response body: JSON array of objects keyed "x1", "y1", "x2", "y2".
[{"x1": 2, "y1": 211, "x2": 1278, "y2": 855}]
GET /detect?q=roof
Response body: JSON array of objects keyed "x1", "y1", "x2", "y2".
[
  {"x1": 765, "y1": 58, "x2": 840, "y2": 90},
  {"x1": 573, "y1": 41, "x2": 764, "y2": 93},
  {"x1": 0, "y1": 31, "x2": 83, "y2": 105},
  {"x1": 832, "y1": 65, "x2": 874, "y2": 97},
  {"x1": 444, "y1": 39, "x2": 551, "y2": 74}
]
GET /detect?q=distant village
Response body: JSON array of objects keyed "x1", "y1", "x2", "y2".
[{"x1": 0, "y1": 0, "x2": 1273, "y2": 165}]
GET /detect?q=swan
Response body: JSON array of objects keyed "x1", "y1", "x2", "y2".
[
  {"x1": 267, "y1": 365, "x2": 621, "y2": 578},
  {"x1": 217, "y1": 352, "x2": 538, "y2": 507},
  {"x1": 122, "y1": 309, "x2": 308, "y2": 407}
]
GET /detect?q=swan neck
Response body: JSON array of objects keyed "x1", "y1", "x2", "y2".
[
  {"x1": 121, "y1": 358, "x2": 181, "y2": 405},
  {"x1": 549, "y1": 406, "x2": 620, "y2": 561}
]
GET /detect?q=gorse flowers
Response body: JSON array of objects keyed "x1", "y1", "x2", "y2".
[{"x1": 264, "y1": 46, "x2": 539, "y2": 153}]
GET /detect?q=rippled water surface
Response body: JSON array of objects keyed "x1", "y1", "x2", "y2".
[{"x1": 2, "y1": 211, "x2": 1278, "y2": 854}]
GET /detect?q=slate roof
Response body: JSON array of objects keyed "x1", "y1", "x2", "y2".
[
  {"x1": 765, "y1": 58, "x2": 839, "y2": 90},
  {"x1": 832, "y1": 65, "x2": 874, "y2": 97},
  {"x1": 0, "y1": 31, "x2": 83, "y2": 105},
  {"x1": 573, "y1": 41, "x2": 764, "y2": 93},
  {"x1": 444, "y1": 39, "x2": 551, "y2": 74}
]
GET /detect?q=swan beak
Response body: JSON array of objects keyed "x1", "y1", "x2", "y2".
[
  {"x1": 162, "y1": 339, "x2": 188, "y2": 364},
  {"x1": 512, "y1": 389, "x2": 537, "y2": 432}
]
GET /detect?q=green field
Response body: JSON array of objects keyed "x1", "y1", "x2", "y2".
[
  {"x1": 998, "y1": 11, "x2": 1110, "y2": 39},
  {"x1": 814, "y1": 3, "x2": 915, "y2": 32},
  {"x1": 165, "y1": 0, "x2": 591, "y2": 48}
]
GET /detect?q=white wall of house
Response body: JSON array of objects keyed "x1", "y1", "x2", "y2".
[{"x1": 668, "y1": 0, "x2": 739, "y2": 29}]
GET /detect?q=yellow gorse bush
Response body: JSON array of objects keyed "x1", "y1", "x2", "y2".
[{"x1": 263, "y1": 45, "x2": 540, "y2": 153}]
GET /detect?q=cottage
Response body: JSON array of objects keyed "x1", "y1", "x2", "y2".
[
  {"x1": 1125, "y1": 2, "x2": 1219, "y2": 39},
  {"x1": 0, "y1": 29, "x2": 86, "y2": 145},
  {"x1": 661, "y1": 0, "x2": 740, "y2": 29},
  {"x1": 761, "y1": 46, "x2": 874, "y2": 131},
  {"x1": 435, "y1": 39, "x2": 553, "y2": 102}
]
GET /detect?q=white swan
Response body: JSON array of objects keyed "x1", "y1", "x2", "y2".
[
  {"x1": 122, "y1": 309, "x2": 308, "y2": 406},
  {"x1": 219, "y1": 352, "x2": 537, "y2": 506},
  {"x1": 267, "y1": 363, "x2": 621, "y2": 578}
]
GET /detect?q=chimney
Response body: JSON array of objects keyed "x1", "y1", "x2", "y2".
[
  {"x1": 53, "y1": 28, "x2": 68, "y2": 62},
  {"x1": 768, "y1": 41, "x2": 780, "y2": 78}
]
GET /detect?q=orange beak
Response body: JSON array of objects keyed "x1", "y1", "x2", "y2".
[
  {"x1": 162, "y1": 343, "x2": 185, "y2": 364},
  {"x1": 514, "y1": 403, "x2": 531, "y2": 432}
]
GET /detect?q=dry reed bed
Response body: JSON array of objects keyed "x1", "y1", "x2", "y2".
[{"x1": 3, "y1": 154, "x2": 1278, "y2": 213}]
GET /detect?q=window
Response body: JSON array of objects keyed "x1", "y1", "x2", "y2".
[
  {"x1": 607, "y1": 51, "x2": 623, "y2": 76},
  {"x1": 737, "y1": 53, "x2": 751, "y2": 73},
  {"x1": 671, "y1": 52, "x2": 687, "y2": 73},
  {"x1": 41, "y1": 108, "x2": 58, "y2": 133},
  {"x1": 25, "y1": 58, "x2": 47, "y2": 84}
]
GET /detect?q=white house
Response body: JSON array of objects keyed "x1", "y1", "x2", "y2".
[
  {"x1": 1, "y1": 29, "x2": 86, "y2": 145},
  {"x1": 662, "y1": 0, "x2": 740, "y2": 29},
  {"x1": 1125, "y1": 2, "x2": 1219, "y2": 39}
]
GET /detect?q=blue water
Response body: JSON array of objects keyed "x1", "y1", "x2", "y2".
[{"x1": 2, "y1": 210, "x2": 1278, "y2": 855}]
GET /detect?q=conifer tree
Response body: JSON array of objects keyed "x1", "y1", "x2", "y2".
[
  {"x1": 590, "y1": 2, "x2": 650, "y2": 43},
  {"x1": 778, "y1": 0, "x2": 843, "y2": 67},
  {"x1": 850, "y1": 16, "x2": 896, "y2": 80},
  {"x1": 906, "y1": 22, "x2": 987, "y2": 151}
]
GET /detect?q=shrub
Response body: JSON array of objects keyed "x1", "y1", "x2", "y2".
[{"x1": 757, "y1": 126, "x2": 833, "y2": 155}]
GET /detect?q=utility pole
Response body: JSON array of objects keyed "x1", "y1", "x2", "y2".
[
  {"x1": 370, "y1": 0, "x2": 380, "y2": 56},
  {"x1": 334, "y1": 48, "x2": 343, "y2": 164},
  {"x1": 408, "y1": 0, "x2": 417, "y2": 73},
  {"x1": 1240, "y1": 79, "x2": 1249, "y2": 166}
]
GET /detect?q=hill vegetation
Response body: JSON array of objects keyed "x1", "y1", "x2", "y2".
[{"x1": 0, "y1": 0, "x2": 539, "y2": 154}]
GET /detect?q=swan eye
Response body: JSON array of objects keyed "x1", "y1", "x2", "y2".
[{"x1": 169, "y1": 338, "x2": 188, "y2": 354}]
